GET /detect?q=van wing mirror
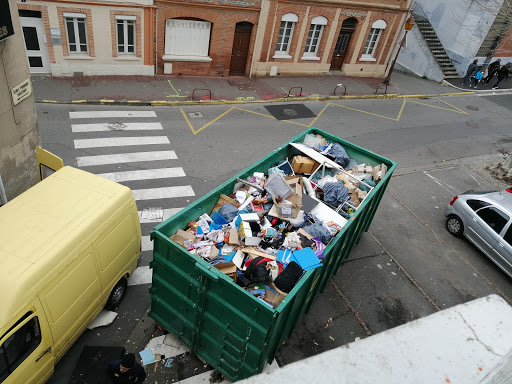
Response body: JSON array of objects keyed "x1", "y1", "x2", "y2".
[{"x1": 36, "y1": 147, "x2": 64, "y2": 181}]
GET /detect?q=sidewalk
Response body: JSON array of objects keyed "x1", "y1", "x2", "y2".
[
  {"x1": 444, "y1": 75, "x2": 512, "y2": 93},
  {"x1": 31, "y1": 71, "x2": 478, "y2": 106}
]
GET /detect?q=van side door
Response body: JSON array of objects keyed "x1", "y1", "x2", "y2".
[
  {"x1": 39, "y1": 246, "x2": 103, "y2": 361},
  {"x1": 0, "y1": 300, "x2": 54, "y2": 384}
]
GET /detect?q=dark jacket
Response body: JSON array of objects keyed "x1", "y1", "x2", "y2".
[
  {"x1": 488, "y1": 60, "x2": 501, "y2": 73},
  {"x1": 106, "y1": 359, "x2": 146, "y2": 384},
  {"x1": 466, "y1": 62, "x2": 478, "y2": 75},
  {"x1": 497, "y1": 66, "x2": 509, "y2": 80}
]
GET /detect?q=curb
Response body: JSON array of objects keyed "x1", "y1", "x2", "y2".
[
  {"x1": 442, "y1": 79, "x2": 512, "y2": 94},
  {"x1": 37, "y1": 91, "x2": 475, "y2": 106}
]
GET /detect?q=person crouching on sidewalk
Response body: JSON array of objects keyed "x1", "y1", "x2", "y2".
[{"x1": 106, "y1": 353, "x2": 146, "y2": 383}]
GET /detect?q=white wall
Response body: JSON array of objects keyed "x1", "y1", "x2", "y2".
[
  {"x1": 395, "y1": 27, "x2": 444, "y2": 82},
  {"x1": 415, "y1": 0, "x2": 503, "y2": 73}
]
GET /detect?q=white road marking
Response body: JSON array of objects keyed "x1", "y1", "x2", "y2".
[
  {"x1": 139, "y1": 208, "x2": 184, "y2": 223},
  {"x1": 74, "y1": 136, "x2": 170, "y2": 148},
  {"x1": 97, "y1": 168, "x2": 186, "y2": 182},
  {"x1": 70, "y1": 111, "x2": 157, "y2": 119},
  {"x1": 72, "y1": 122, "x2": 163, "y2": 132},
  {"x1": 132, "y1": 186, "x2": 195, "y2": 201},
  {"x1": 142, "y1": 235, "x2": 152, "y2": 252},
  {"x1": 423, "y1": 171, "x2": 460, "y2": 194},
  {"x1": 128, "y1": 266, "x2": 152, "y2": 286},
  {"x1": 77, "y1": 151, "x2": 177, "y2": 167}
]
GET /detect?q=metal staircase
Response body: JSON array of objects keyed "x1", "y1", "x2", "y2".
[{"x1": 413, "y1": 12, "x2": 459, "y2": 79}]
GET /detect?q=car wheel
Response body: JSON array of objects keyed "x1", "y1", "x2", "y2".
[
  {"x1": 446, "y1": 215, "x2": 464, "y2": 237},
  {"x1": 105, "y1": 277, "x2": 128, "y2": 310}
]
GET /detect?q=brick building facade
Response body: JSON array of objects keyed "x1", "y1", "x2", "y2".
[{"x1": 156, "y1": 0, "x2": 413, "y2": 78}]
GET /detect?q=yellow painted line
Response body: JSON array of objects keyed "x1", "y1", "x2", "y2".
[
  {"x1": 189, "y1": 107, "x2": 235, "y2": 135},
  {"x1": 330, "y1": 103, "x2": 399, "y2": 121},
  {"x1": 437, "y1": 99, "x2": 468, "y2": 114},
  {"x1": 180, "y1": 108, "x2": 196, "y2": 135},
  {"x1": 410, "y1": 100, "x2": 467, "y2": 114},
  {"x1": 127, "y1": 100, "x2": 142, "y2": 104},
  {"x1": 71, "y1": 100, "x2": 87, "y2": 103},
  {"x1": 395, "y1": 98, "x2": 407, "y2": 121},
  {"x1": 436, "y1": 92, "x2": 475, "y2": 96},
  {"x1": 100, "y1": 100, "x2": 115, "y2": 104},
  {"x1": 42, "y1": 100, "x2": 57, "y2": 103},
  {"x1": 308, "y1": 103, "x2": 331, "y2": 127},
  {"x1": 232, "y1": 107, "x2": 275, "y2": 119}
]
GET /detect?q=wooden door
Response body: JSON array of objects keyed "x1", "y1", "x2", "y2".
[
  {"x1": 229, "y1": 22, "x2": 252, "y2": 76},
  {"x1": 330, "y1": 29, "x2": 353, "y2": 70}
]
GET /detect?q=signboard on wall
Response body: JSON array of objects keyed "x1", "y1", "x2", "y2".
[
  {"x1": 0, "y1": 0, "x2": 15, "y2": 42},
  {"x1": 11, "y1": 78, "x2": 32, "y2": 105}
]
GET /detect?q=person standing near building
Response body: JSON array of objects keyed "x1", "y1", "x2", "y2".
[
  {"x1": 492, "y1": 64, "x2": 510, "y2": 89},
  {"x1": 106, "y1": 353, "x2": 147, "y2": 383},
  {"x1": 484, "y1": 58, "x2": 501, "y2": 83},
  {"x1": 462, "y1": 59, "x2": 478, "y2": 85}
]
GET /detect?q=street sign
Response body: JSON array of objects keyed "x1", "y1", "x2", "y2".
[
  {"x1": 0, "y1": 0, "x2": 15, "y2": 42},
  {"x1": 11, "y1": 78, "x2": 32, "y2": 105}
]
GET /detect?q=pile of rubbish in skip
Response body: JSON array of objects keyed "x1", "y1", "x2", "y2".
[{"x1": 169, "y1": 133, "x2": 388, "y2": 308}]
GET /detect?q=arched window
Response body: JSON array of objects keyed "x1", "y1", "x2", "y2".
[
  {"x1": 303, "y1": 16, "x2": 328, "y2": 59},
  {"x1": 341, "y1": 17, "x2": 357, "y2": 30},
  {"x1": 274, "y1": 13, "x2": 298, "y2": 57},
  {"x1": 361, "y1": 19, "x2": 387, "y2": 60}
]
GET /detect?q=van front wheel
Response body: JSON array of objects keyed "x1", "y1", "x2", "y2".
[{"x1": 106, "y1": 277, "x2": 127, "y2": 310}]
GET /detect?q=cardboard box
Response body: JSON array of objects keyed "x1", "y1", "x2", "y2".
[
  {"x1": 355, "y1": 164, "x2": 373, "y2": 174},
  {"x1": 270, "y1": 193, "x2": 302, "y2": 219},
  {"x1": 372, "y1": 163, "x2": 388, "y2": 182},
  {"x1": 228, "y1": 228, "x2": 240, "y2": 245},
  {"x1": 214, "y1": 262, "x2": 237, "y2": 282},
  {"x1": 292, "y1": 156, "x2": 319, "y2": 174},
  {"x1": 262, "y1": 283, "x2": 288, "y2": 308},
  {"x1": 285, "y1": 176, "x2": 303, "y2": 196},
  {"x1": 170, "y1": 229, "x2": 195, "y2": 249}
]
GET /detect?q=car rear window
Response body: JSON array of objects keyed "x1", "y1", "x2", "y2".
[{"x1": 467, "y1": 199, "x2": 490, "y2": 211}]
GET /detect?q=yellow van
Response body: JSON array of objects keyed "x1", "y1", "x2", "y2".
[{"x1": 0, "y1": 165, "x2": 142, "y2": 384}]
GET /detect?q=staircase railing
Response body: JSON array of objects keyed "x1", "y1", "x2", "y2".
[{"x1": 412, "y1": 1, "x2": 428, "y2": 20}]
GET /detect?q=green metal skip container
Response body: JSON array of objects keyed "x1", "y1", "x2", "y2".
[{"x1": 149, "y1": 127, "x2": 397, "y2": 381}]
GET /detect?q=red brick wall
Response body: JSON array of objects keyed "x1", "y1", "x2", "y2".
[
  {"x1": 495, "y1": 23, "x2": 512, "y2": 57},
  {"x1": 156, "y1": 1, "x2": 259, "y2": 76},
  {"x1": 355, "y1": 11, "x2": 396, "y2": 65},
  {"x1": 17, "y1": 3, "x2": 55, "y2": 63}
]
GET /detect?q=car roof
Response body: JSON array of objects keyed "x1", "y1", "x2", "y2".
[{"x1": 463, "y1": 190, "x2": 512, "y2": 214}]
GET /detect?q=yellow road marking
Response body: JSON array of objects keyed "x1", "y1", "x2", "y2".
[
  {"x1": 437, "y1": 99, "x2": 468, "y2": 114},
  {"x1": 185, "y1": 96, "x2": 469, "y2": 135}
]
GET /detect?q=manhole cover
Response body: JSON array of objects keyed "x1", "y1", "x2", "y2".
[
  {"x1": 107, "y1": 122, "x2": 127, "y2": 131},
  {"x1": 465, "y1": 120, "x2": 479, "y2": 129},
  {"x1": 189, "y1": 112, "x2": 203, "y2": 118},
  {"x1": 466, "y1": 105, "x2": 479, "y2": 111},
  {"x1": 283, "y1": 108, "x2": 299, "y2": 117},
  {"x1": 264, "y1": 104, "x2": 317, "y2": 120}
]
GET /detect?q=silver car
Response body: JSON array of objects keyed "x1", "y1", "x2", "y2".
[{"x1": 445, "y1": 189, "x2": 512, "y2": 278}]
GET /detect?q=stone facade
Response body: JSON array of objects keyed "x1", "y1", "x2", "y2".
[{"x1": 0, "y1": 0, "x2": 41, "y2": 201}]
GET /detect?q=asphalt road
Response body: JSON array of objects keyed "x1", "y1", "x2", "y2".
[{"x1": 36, "y1": 93, "x2": 512, "y2": 382}]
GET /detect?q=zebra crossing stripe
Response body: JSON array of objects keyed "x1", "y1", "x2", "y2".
[
  {"x1": 69, "y1": 111, "x2": 157, "y2": 119},
  {"x1": 128, "y1": 266, "x2": 152, "y2": 286},
  {"x1": 139, "y1": 208, "x2": 184, "y2": 223},
  {"x1": 72, "y1": 122, "x2": 163, "y2": 132},
  {"x1": 76, "y1": 151, "x2": 177, "y2": 167},
  {"x1": 74, "y1": 136, "x2": 170, "y2": 148},
  {"x1": 132, "y1": 185, "x2": 195, "y2": 201},
  {"x1": 97, "y1": 168, "x2": 186, "y2": 182}
]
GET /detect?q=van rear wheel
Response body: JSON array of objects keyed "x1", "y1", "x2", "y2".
[{"x1": 105, "y1": 277, "x2": 127, "y2": 310}]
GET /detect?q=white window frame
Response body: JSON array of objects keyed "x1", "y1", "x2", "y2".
[
  {"x1": 302, "y1": 16, "x2": 327, "y2": 61},
  {"x1": 64, "y1": 12, "x2": 88, "y2": 54},
  {"x1": 360, "y1": 19, "x2": 387, "y2": 61},
  {"x1": 116, "y1": 15, "x2": 136, "y2": 55},
  {"x1": 274, "y1": 13, "x2": 298, "y2": 59},
  {"x1": 163, "y1": 19, "x2": 212, "y2": 62}
]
